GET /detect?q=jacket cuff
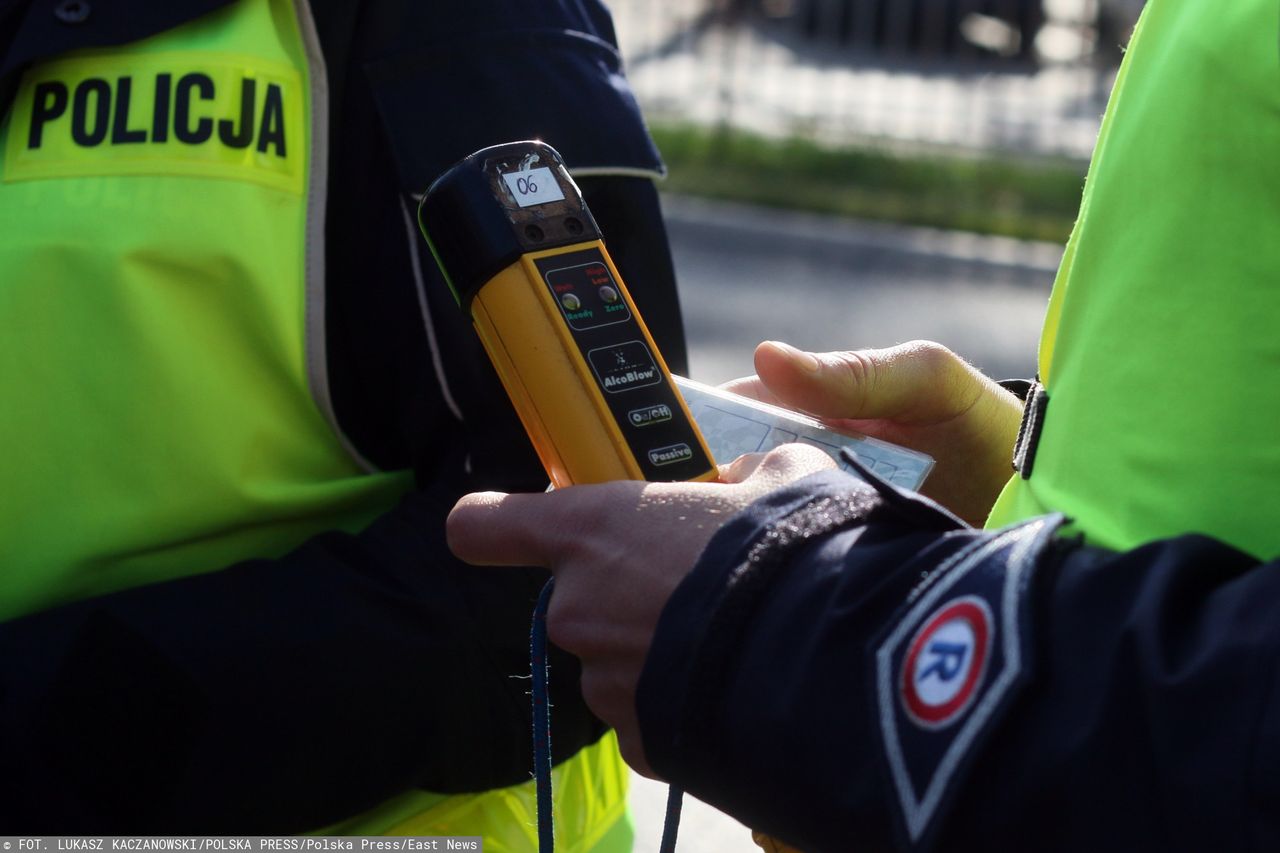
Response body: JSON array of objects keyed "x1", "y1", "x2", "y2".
[
  {"x1": 634, "y1": 462, "x2": 1058, "y2": 850},
  {"x1": 637, "y1": 470, "x2": 880, "y2": 759}
]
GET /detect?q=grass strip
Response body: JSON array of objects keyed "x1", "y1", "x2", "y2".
[{"x1": 649, "y1": 123, "x2": 1087, "y2": 243}]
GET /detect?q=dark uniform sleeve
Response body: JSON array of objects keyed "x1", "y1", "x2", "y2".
[
  {"x1": 636, "y1": 469, "x2": 1280, "y2": 852},
  {"x1": 0, "y1": 482, "x2": 603, "y2": 833},
  {"x1": 0, "y1": 0, "x2": 682, "y2": 834}
]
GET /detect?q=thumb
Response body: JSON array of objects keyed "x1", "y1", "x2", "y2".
[{"x1": 753, "y1": 339, "x2": 972, "y2": 425}]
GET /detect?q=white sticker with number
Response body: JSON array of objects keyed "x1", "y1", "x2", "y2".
[{"x1": 502, "y1": 167, "x2": 566, "y2": 208}]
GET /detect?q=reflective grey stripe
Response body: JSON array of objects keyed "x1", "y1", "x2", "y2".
[
  {"x1": 400, "y1": 197, "x2": 465, "y2": 423},
  {"x1": 570, "y1": 165, "x2": 667, "y2": 181},
  {"x1": 294, "y1": 0, "x2": 380, "y2": 474}
]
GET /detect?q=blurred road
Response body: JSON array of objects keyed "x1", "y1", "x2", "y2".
[{"x1": 667, "y1": 193, "x2": 1062, "y2": 385}]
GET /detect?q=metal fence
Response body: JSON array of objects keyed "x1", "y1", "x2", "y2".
[{"x1": 611, "y1": 0, "x2": 1142, "y2": 161}]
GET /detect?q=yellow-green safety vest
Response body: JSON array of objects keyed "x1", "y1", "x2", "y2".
[
  {"x1": 0, "y1": 0, "x2": 629, "y2": 845},
  {"x1": 983, "y1": 0, "x2": 1280, "y2": 558},
  {"x1": 986, "y1": 0, "x2": 1280, "y2": 560}
]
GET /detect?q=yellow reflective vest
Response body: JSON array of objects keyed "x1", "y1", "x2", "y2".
[
  {"x1": 0, "y1": 0, "x2": 632, "y2": 845},
  {"x1": 987, "y1": 0, "x2": 1280, "y2": 560}
]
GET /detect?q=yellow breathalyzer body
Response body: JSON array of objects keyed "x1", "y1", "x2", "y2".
[{"x1": 418, "y1": 141, "x2": 716, "y2": 488}]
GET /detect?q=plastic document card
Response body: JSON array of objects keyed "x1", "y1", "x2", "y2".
[{"x1": 674, "y1": 376, "x2": 934, "y2": 491}]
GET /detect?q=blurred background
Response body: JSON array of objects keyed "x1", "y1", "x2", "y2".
[
  {"x1": 606, "y1": 0, "x2": 1144, "y2": 384},
  {"x1": 608, "y1": 1, "x2": 1144, "y2": 849}
]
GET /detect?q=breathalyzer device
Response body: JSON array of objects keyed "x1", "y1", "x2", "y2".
[{"x1": 418, "y1": 140, "x2": 717, "y2": 488}]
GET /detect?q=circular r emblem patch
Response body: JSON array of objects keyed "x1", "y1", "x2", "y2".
[{"x1": 900, "y1": 596, "x2": 993, "y2": 730}]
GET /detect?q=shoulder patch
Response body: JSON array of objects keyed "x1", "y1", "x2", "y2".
[
  {"x1": 900, "y1": 595, "x2": 993, "y2": 730},
  {"x1": 875, "y1": 515, "x2": 1062, "y2": 846}
]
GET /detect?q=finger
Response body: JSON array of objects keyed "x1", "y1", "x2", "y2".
[
  {"x1": 719, "y1": 452, "x2": 767, "y2": 484},
  {"x1": 745, "y1": 443, "x2": 836, "y2": 490},
  {"x1": 447, "y1": 490, "x2": 564, "y2": 568},
  {"x1": 718, "y1": 373, "x2": 784, "y2": 407},
  {"x1": 754, "y1": 339, "x2": 967, "y2": 424}
]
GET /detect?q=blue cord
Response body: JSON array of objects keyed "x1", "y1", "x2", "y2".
[
  {"x1": 659, "y1": 785, "x2": 684, "y2": 853},
  {"x1": 530, "y1": 577, "x2": 684, "y2": 853},
  {"x1": 532, "y1": 578, "x2": 556, "y2": 853}
]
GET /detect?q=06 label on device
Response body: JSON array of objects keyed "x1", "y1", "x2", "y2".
[
  {"x1": 501, "y1": 166, "x2": 565, "y2": 207},
  {"x1": 587, "y1": 341, "x2": 661, "y2": 394}
]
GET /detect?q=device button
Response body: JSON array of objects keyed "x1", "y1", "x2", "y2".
[
  {"x1": 648, "y1": 443, "x2": 694, "y2": 467},
  {"x1": 560, "y1": 292, "x2": 582, "y2": 311},
  {"x1": 628, "y1": 404, "x2": 673, "y2": 428},
  {"x1": 598, "y1": 285, "x2": 619, "y2": 304}
]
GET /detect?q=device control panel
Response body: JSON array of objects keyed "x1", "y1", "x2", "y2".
[{"x1": 534, "y1": 248, "x2": 713, "y2": 481}]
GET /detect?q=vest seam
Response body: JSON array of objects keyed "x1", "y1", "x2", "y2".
[{"x1": 295, "y1": 0, "x2": 381, "y2": 474}]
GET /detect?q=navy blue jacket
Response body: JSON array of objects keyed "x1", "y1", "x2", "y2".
[
  {"x1": 638, "y1": 467, "x2": 1280, "y2": 852},
  {"x1": 0, "y1": 0, "x2": 684, "y2": 832}
]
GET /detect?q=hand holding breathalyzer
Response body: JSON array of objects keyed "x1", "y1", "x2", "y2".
[{"x1": 447, "y1": 444, "x2": 837, "y2": 776}]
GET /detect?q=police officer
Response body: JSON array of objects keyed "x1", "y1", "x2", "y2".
[
  {"x1": 0, "y1": 0, "x2": 682, "y2": 843},
  {"x1": 448, "y1": 0, "x2": 1280, "y2": 849}
]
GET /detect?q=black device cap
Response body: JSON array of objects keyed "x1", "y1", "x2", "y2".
[{"x1": 417, "y1": 140, "x2": 602, "y2": 312}]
